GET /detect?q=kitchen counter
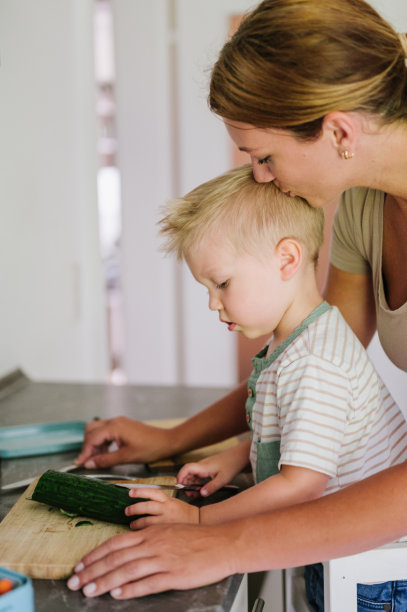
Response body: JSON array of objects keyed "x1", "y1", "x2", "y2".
[{"x1": 0, "y1": 370, "x2": 247, "y2": 611}]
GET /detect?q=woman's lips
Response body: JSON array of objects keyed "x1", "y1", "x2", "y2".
[{"x1": 274, "y1": 182, "x2": 295, "y2": 198}]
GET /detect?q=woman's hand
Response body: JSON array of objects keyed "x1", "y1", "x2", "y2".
[
  {"x1": 67, "y1": 523, "x2": 238, "y2": 599},
  {"x1": 74, "y1": 417, "x2": 173, "y2": 468},
  {"x1": 125, "y1": 487, "x2": 199, "y2": 529}
]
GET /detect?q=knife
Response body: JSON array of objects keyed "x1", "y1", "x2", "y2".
[
  {"x1": 114, "y1": 481, "x2": 240, "y2": 492},
  {"x1": 74, "y1": 474, "x2": 239, "y2": 492},
  {"x1": 1, "y1": 469, "x2": 239, "y2": 494},
  {"x1": 0, "y1": 463, "x2": 79, "y2": 492}
]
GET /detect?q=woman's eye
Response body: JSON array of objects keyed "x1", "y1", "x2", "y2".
[
  {"x1": 216, "y1": 280, "x2": 229, "y2": 290},
  {"x1": 258, "y1": 155, "x2": 271, "y2": 165}
]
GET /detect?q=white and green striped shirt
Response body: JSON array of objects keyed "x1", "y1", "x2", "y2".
[{"x1": 247, "y1": 302, "x2": 407, "y2": 493}]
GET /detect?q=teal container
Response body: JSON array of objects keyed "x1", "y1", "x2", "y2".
[{"x1": 0, "y1": 567, "x2": 34, "y2": 612}]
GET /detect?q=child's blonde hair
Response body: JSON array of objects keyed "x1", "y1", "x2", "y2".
[{"x1": 159, "y1": 164, "x2": 324, "y2": 264}]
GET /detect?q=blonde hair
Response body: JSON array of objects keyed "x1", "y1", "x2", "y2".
[
  {"x1": 209, "y1": 0, "x2": 407, "y2": 139},
  {"x1": 159, "y1": 164, "x2": 324, "y2": 265}
]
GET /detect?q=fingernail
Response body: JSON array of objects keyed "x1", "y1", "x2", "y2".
[
  {"x1": 67, "y1": 575, "x2": 80, "y2": 590},
  {"x1": 84, "y1": 460, "x2": 96, "y2": 469},
  {"x1": 74, "y1": 561, "x2": 84, "y2": 572},
  {"x1": 111, "y1": 587, "x2": 122, "y2": 598},
  {"x1": 83, "y1": 582, "x2": 96, "y2": 597},
  {"x1": 201, "y1": 488, "x2": 208, "y2": 497}
]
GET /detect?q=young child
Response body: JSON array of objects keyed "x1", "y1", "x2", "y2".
[{"x1": 125, "y1": 164, "x2": 407, "y2": 597}]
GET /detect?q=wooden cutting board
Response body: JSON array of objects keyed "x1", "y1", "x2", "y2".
[{"x1": 0, "y1": 475, "x2": 176, "y2": 579}]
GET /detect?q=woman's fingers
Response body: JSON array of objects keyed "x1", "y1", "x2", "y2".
[
  {"x1": 129, "y1": 516, "x2": 161, "y2": 530},
  {"x1": 75, "y1": 424, "x2": 114, "y2": 466},
  {"x1": 67, "y1": 524, "x2": 237, "y2": 599},
  {"x1": 74, "y1": 551, "x2": 162, "y2": 597},
  {"x1": 68, "y1": 532, "x2": 145, "y2": 594},
  {"x1": 75, "y1": 417, "x2": 173, "y2": 467},
  {"x1": 110, "y1": 571, "x2": 176, "y2": 600},
  {"x1": 78, "y1": 531, "x2": 143, "y2": 568}
]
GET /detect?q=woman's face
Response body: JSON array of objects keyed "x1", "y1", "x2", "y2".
[{"x1": 225, "y1": 120, "x2": 348, "y2": 207}]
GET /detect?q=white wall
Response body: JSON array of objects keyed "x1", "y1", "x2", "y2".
[
  {"x1": 369, "y1": 0, "x2": 407, "y2": 23},
  {"x1": 0, "y1": 0, "x2": 108, "y2": 382},
  {"x1": 176, "y1": 0, "x2": 257, "y2": 387},
  {"x1": 1, "y1": 0, "x2": 406, "y2": 396},
  {"x1": 112, "y1": 1, "x2": 177, "y2": 386},
  {"x1": 113, "y1": 0, "x2": 256, "y2": 387}
]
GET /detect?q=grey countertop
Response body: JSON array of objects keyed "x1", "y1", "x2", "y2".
[{"x1": 0, "y1": 371, "x2": 246, "y2": 611}]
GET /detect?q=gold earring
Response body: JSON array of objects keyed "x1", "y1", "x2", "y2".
[{"x1": 341, "y1": 150, "x2": 354, "y2": 160}]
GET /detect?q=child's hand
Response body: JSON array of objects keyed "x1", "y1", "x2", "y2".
[
  {"x1": 177, "y1": 452, "x2": 242, "y2": 498},
  {"x1": 177, "y1": 460, "x2": 226, "y2": 497},
  {"x1": 177, "y1": 441, "x2": 250, "y2": 497},
  {"x1": 125, "y1": 487, "x2": 199, "y2": 530}
]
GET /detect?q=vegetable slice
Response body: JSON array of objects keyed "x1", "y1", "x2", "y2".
[{"x1": 31, "y1": 470, "x2": 146, "y2": 525}]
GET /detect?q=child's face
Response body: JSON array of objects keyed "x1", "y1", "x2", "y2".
[{"x1": 185, "y1": 234, "x2": 289, "y2": 339}]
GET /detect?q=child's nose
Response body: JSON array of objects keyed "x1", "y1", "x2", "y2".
[{"x1": 208, "y1": 293, "x2": 222, "y2": 311}]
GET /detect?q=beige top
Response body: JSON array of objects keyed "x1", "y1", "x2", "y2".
[{"x1": 331, "y1": 187, "x2": 407, "y2": 372}]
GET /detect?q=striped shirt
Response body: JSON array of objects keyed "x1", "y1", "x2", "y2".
[{"x1": 247, "y1": 302, "x2": 407, "y2": 494}]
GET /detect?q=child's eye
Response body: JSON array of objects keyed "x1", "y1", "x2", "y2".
[
  {"x1": 258, "y1": 155, "x2": 271, "y2": 165},
  {"x1": 216, "y1": 280, "x2": 229, "y2": 290}
]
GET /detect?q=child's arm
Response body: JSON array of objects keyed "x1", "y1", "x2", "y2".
[
  {"x1": 126, "y1": 463, "x2": 329, "y2": 529},
  {"x1": 176, "y1": 439, "x2": 251, "y2": 497},
  {"x1": 125, "y1": 441, "x2": 251, "y2": 529},
  {"x1": 198, "y1": 464, "x2": 329, "y2": 524}
]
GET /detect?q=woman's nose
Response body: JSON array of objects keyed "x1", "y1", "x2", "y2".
[{"x1": 251, "y1": 159, "x2": 275, "y2": 183}]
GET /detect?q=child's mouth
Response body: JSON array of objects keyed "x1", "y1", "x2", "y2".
[{"x1": 220, "y1": 318, "x2": 236, "y2": 331}]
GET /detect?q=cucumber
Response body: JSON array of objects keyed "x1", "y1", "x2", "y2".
[{"x1": 31, "y1": 470, "x2": 146, "y2": 525}]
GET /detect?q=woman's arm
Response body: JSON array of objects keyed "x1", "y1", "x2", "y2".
[
  {"x1": 323, "y1": 264, "x2": 376, "y2": 348},
  {"x1": 68, "y1": 461, "x2": 407, "y2": 599},
  {"x1": 75, "y1": 379, "x2": 249, "y2": 468}
]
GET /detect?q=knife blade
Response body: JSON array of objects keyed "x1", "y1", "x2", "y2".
[
  {"x1": 0, "y1": 463, "x2": 79, "y2": 492},
  {"x1": 71, "y1": 473, "x2": 239, "y2": 492},
  {"x1": 114, "y1": 481, "x2": 240, "y2": 492},
  {"x1": 0, "y1": 469, "x2": 150, "y2": 492},
  {"x1": 0, "y1": 470, "x2": 168, "y2": 492}
]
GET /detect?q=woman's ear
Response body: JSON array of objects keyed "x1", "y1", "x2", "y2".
[
  {"x1": 322, "y1": 111, "x2": 357, "y2": 157},
  {"x1": 275, "y1": 238, "x2": 302, "y2": 281}
]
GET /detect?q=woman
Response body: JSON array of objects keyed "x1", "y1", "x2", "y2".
[{"x1": 70, "y1": 0, "x2": 407, "y2": 607}]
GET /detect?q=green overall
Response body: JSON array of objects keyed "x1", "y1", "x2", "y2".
[{"x1": 245, "y1": 301, "x2": 331, "y2": 483}]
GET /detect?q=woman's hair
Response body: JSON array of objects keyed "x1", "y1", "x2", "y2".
[
  {"x1": 209, "y1": 0, "x2": 407, "y2": 139},
  {"x1": 159, "y1": 164, "x2": 324, "y2": 265}
]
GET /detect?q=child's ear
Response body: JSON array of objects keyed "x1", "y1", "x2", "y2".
[{"x1": 275, "y1": 238, "x2": 302, "y2": 281}]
